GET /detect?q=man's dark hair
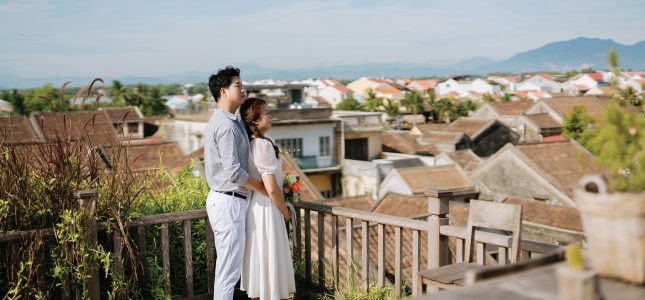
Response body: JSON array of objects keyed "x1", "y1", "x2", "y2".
[{"x1": 208, "y1": 66, "x2": 241, "y2": 103}]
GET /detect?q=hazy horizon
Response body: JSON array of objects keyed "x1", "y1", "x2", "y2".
[{"x1": 1, "y1": 0, "x2": 644, "y2": 78}]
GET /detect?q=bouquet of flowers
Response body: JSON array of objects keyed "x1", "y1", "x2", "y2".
[{"x1": 283, "y1": 173, "x2": 302, "y2": 203}]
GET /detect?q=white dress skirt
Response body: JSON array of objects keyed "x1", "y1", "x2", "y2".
[{"x1": 241, "y1": 138, "x2": 296, "y2": 299}]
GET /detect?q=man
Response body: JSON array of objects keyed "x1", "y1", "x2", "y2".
[{"x1": 205, "y1": 66, "x2": 268, "y2": 300}]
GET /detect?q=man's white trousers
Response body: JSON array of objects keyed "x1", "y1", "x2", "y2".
[{"x1": 206, "y1": 191, "x2": 246, "y2": 300}]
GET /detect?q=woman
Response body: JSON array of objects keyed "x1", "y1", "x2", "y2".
[{"x1": 240, "y1": 98, "x2": 296, "y2": 299}]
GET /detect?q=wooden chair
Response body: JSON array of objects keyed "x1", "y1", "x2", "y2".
[{"x1": 417, "y1": 200, "x2": 523, "y2": 292}]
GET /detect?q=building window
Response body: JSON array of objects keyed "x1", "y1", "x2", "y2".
[
  {"x1": 319, "y1": 136, "x2": 330, "y2": 156},
  {"x1": 276, "y1": 138, "x2": 303, "y2": 157},
  {"x1": 128, "y1": 122, "x2": 139, "y2": 134},
  {"x1": 320, "y1": 190, "x2": 332, "y2": 198}
]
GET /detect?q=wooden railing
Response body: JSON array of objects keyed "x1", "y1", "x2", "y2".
[
  {"x1": 292, "y1": 188, "x2": 563, "y2": 298},
  {"x1": 1, "y1": 188, "x2": 562, "y2": 299}
]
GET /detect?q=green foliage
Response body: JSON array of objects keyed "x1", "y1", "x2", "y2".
[
  {"x1": 562, "y1": 105, "x2": 598, "y2": 153},
  {"x1": 401, "y1": 90, "x2": 427, "y2": 118},
  {"x1": 500, "y1": 93, "x2": 512, "y2": 102},
  {"x1": 362, "y1": 88, "x2": 382, "y2": 112},
  {"x1": 383, "y1": 99, "x2": 401, "y2": 117},
  {"x1": 588, "y1": 100, "x2": 645, "y2": 192},
  {"x1": 335, "y1": 95, "x2": 362, "y2": 111},
  {"x1": 482, "y1": 93, "x2": 494, "y2": 102},
  {"x1": 434, "y1": 97, "x2": 458, "y2": 123},
  {"x1": 5, "y1": 89, "x2": 26, "y2": 116},
  {"x1": 109, "y1": 80, "x2": 126, "y2": 106},
  {"x1": 323, "y1": 258, "x2": 406, "y2": 300},
  {"x1": 608, "y1": 49, "x2": 619, "y2": 71}
]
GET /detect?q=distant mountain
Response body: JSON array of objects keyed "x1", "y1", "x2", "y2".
[
  {"x1": 1, "y1": 37, "x2": 643, "y2": 89},
  {"x1": 471, "y1": 37, "x2": 645, "y2": 74}
]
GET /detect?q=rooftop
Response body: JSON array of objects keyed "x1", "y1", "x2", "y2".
[{"x1": 397, "y1": 165, "x2": 475, "y2": 194}]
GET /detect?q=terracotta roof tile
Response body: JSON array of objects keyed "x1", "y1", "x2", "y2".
[
  {"x1": 525, "y1": 113, "x2": 561, "y2": 129},
  {"x1": 102, "y1": 142, "x2": 183, "y2": 171},
  {"x1": 0, "y1": 116, "x2": 38, "y2": 143},
  {"x1": 488, "y1": 101, "x2": 534, "y2": 116},
  {"x1": 332, "y1": 85, "x2": 350, "y2": 93},
  {"x1": 464, "y1": 161, "x2": 481, "y2": 172},
  {"x1": 442, "y1": 118, "x2": 494, "y2": 138},
  {"x1": 320, "y1": 195, "x2": 374, "y2": 211},
  {"x1": 100, "y1": 107, "x2": 143, "y2": 122},
  {"x1": 377, "y1": 88, "x2": 402, "y2": 95},
  {"x1": 515, "y1": 140, "x2": 607, "y2": 196},
  {"x1": 534, "y1": 73, "x2": 553, "y2": 81},
  {"x1": 419, "y1": 130, "x2": 462, "y2": 142},
  {"x1": 382, "y1": 131, "x2": 441, "y2": 156},
  {"x1": 398, "y1": 132, "x2": 442, "y2": 156},
  {"x1": 168, "y1": 146, "x2": 205, "y2": 174},
  {"x1": 543, "y1": 96, "x2": 606, "y2": 120},
  {"x1": 31, "y1": 111, "x2": 117, "y2": 146},
  {"x1": 586, "y1": 73, "x2": 603, "y2": 82},
  {"x1": 446, "y1": 150, "x2": 481, "y2": 169},
  {"x1": 574, "y1": 84, "x2": 590, "y2": 90},
  {"x1": 503, "y1": 198, "x2": 582, "y2": 231},
  {"x1": 398, "y1": 165, "x2": 474, "y2": 194}
]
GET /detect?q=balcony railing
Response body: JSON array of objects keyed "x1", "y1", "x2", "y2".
[
  {"x1": 293, "y1": 156, "x2": 342, "y2": 170},
  {"x1": 0, "y1": 189, "x2": 562, "y2": 299}
]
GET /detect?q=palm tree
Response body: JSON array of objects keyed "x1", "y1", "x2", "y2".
[
  {"x1": 482, "y1": 93, "x2": 494, "y2": 102},
  {"x1": 619, "y1": 86, "x2": 641, "y2": 107},
  {"x1": 401, "y1": 90, "x2": 427, "y2": 125},
  {"x1": 607, "y1": 49, "x2": 621, "y2": 87},
  {"x1": 362, "y1": 88, "x2": 382, "y2": 111},
  {"x1": 110, "y1": 80, "x2": 126, "y2": 106},
  {"x1": 383, "y1": 99, "x2": 401, "y2": 117},
  {"x1": 500, "y1": 93, "x2": 512, "y2": 102},
  {"x1": 434, "y1": 97, "x2": 458, "y2": 123}
]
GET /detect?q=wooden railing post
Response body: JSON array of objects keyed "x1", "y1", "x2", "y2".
[
  {"x1": 74, "y1": 190, "x2": 100, "y2": 300},
  {"x1": 425, "y1": 188, "x2": 452, "y2": 294}
]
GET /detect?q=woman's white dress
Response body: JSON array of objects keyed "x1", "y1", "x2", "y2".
[{"x1": 241, "y1": 138, "x2": 296, "y2": 299}]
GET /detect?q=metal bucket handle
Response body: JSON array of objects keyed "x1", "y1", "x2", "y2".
[{"x1": 579, "y1": 175, "x2": 608, "y2": 203}]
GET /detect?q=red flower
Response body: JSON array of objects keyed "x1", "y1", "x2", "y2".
[
  {"x1": 291, "y1": 183, "x2": 300, "y2": 193},
  {"x1": 283, "y1": 186, "x2": 289, "y2": 193}
]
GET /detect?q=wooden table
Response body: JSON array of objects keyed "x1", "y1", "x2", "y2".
[{"x1": 413, "y1": 262, "x2": 645, "y2": 300}]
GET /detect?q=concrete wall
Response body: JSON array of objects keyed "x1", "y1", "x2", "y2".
[
  {"x1": 169, "y1": 119, "x2": 208, "y2": 154},
  {"x1": 470, "y1": 148, "x2": 575, "y2": 206},
  {"x1": 269, "y1": 122, "x2": 335, "y2": 158},
  {"x1": 471, "y1": 123, "x2": 520, "y2": 157},
  {"x1": 345, "y1": 131, "x2": 382, "y2": 161},
  {"x1": 521, "y1": 222, "x2": 586, "y2": 248}
]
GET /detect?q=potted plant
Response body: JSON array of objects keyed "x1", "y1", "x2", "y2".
[{"x1": 576, "y1": 99, "x2": 645, "y2": 285}]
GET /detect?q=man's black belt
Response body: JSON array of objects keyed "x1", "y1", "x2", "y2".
[{"x1": 216, "y1": 191, "x2": 247, "y2": 200}]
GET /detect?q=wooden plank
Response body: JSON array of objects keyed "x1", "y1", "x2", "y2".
[
  {"x1": 439, "y1": 225, "x2": 562, "y2": 254},
  {"x1": 318, "y1": 212, "x2": 325, "y2": 288},
  {"x1": 521, "y1": 250, "x2": 530, "y2": 261},
  {"x1": 456, "y1": 238, "x2": 464, "y2": 263},
  {"x1": 346, "y1": 217, "x2": 354, "y2": 276},
  {"x1": 412, "y1": 230, "x2": 420, "y2": 297},
  {"x1": 161, "y1": 222, "x2": 170, "y2": 292},
  {"x1": 498, "y1": 247, "x2": 507, "y2": 266},
  {"x1": 304, "y1": 209, "x2": 311, "y2": 282},
  {"x1": 465, "y1": 248, "x2": 565, "y2": 285},
  {"x1": 418, "y1": 262, "x2": 489, "y2": 284},
  {"x1": 295, "y1": 201, "x2": 428, "y2": 231},
  {"x1": 295, "y1": 208, "x2": 301, "y2": 259},
  {"x1": 114, "y1": 230, "x2": 123, "y2": 278},
  {"x1": 361, "y1": 220, "x2": 369, "y2": 288},
  {"x1": 205, "y1": 218, "x2": 215, "y2": 295},
  {"x1": 395, "y1": 226, "x2": 402, "y2": 299},
  {"x1": 184, "y1": 220, "x2": 194, "y2": 297},
  {"x1": 476, "y1": 242, "x2": 486, "y2": 266},
  {"x1": 138, "y1": 226, "x2": 147, "y2": 294},
  {"x1": 331, "y1": 215, "x2": 339, "y2": 288},
  {"x1": 378, "y1": 223, "x2": 385, "y2": 286},
  {"x1": 125, "y1": 209, "x2": 208, "y2": 227}
]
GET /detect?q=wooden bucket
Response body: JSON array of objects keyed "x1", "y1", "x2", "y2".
[{"x1": 575, "y1": 175, "x2": 645, "y2": 285}]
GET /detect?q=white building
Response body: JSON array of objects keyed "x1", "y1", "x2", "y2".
[
  {"x1": 515, "y1": 81, "x2": 553, "y2": 92},
  {"x1": 318, "y1": 85, "x2": 353, "y2": 108},
  {"x1": 519, "y1": 74, "x2": 563, "y2": 92}
]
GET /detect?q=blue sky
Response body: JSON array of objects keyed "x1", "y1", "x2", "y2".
[{"x1": 1, "y1": 0, "x2": 644, "y2": 78}]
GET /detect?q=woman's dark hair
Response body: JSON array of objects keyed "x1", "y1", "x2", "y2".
[
  {"x1": 208, "y1": 66, "x2": 240, "y2": 103},
  {"x1": 240, "y1": 98, "x2": 280, "y2": 158}
]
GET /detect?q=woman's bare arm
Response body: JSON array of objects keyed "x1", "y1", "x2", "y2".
[{"x1": 262, "y1": 174, "x2": 292, "y2": 221}]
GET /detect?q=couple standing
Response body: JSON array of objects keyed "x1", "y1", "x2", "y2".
[{"x1": 204, "y1": 66, "x2": 296, "y2": 300}]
